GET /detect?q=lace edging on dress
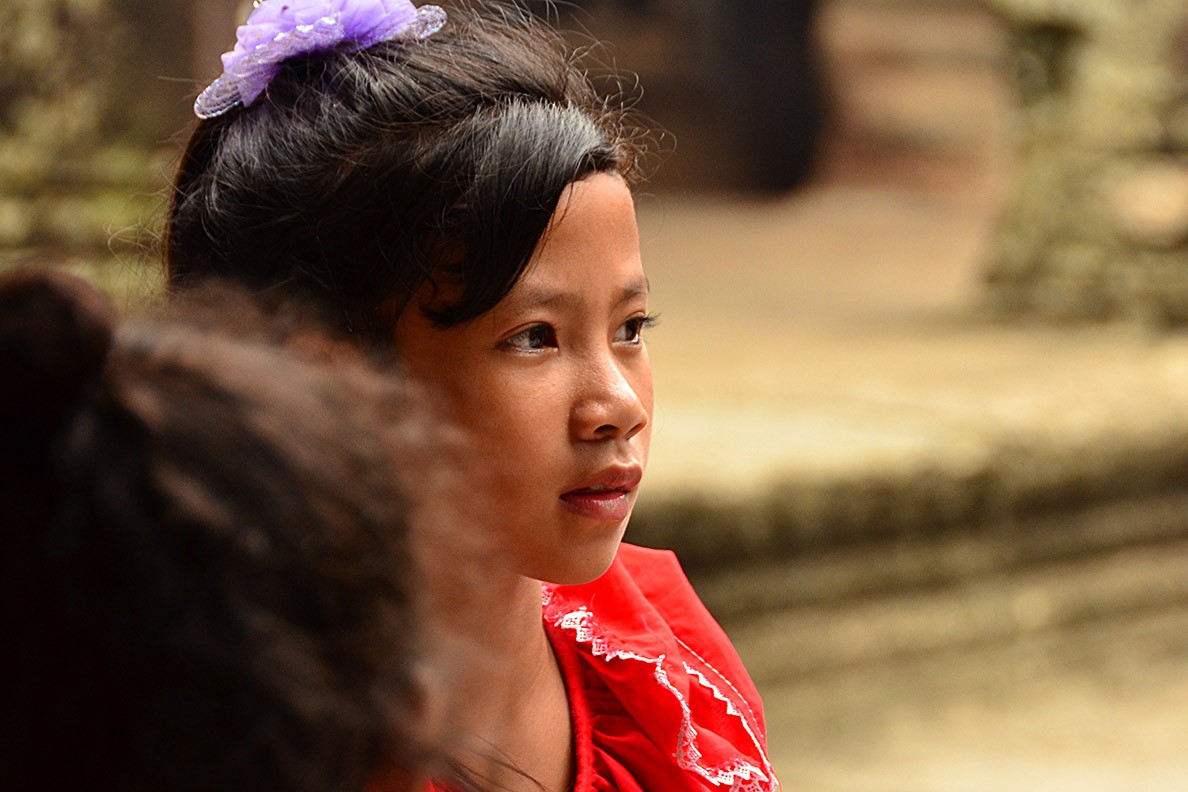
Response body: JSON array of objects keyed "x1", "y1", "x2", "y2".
[{"x1": 547, "y1": 604, "x2": 778, "y2": 792}]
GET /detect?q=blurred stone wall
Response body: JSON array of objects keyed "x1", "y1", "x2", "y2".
[
  {"x1": 983, "y1": 0, "x2": 1188, "y2": 324},
  {"x1": 0, "y1": 0, "x2": 193, "y2": 263}
]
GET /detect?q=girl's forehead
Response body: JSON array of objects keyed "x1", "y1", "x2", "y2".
[
  {"x1": 518, "y1": 174, "x2": 642, "y2": 280},
  {"x1": 498, "y1": 274, "x2": 649, "y2": 315}
]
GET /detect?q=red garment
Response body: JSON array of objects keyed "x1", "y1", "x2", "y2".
[
  {"x1": 426, "y1": 544, "x2": 777, "y2": 792},
  {"x1": 543, "y1": 543, "x2": 777, "y2": 791}
]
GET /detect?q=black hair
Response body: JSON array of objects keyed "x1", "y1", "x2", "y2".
[
  {"x1": 0, "y1": 270, "x2": 441, "y2": 791},
  {"x1": 167, "y1": 1, "x2": 645, "y2": 344}
]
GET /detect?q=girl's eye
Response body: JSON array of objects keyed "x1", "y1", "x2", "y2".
[
  {"x1": 615, "y1": 313, "x2": 658, "y2": 345},
  {"x1": 504, "y1": 323, "x2": 557, "y2": 351}
]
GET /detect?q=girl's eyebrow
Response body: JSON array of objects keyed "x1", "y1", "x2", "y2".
[
  {"x1": 619, "y1": 277, "x2": 651, "y2": 305},
  {"x1": 514, "y1": 277, "x2": 650, "y2": 311}
]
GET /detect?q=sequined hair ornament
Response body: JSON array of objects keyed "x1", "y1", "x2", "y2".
[{"x1": 194, "y1": 0, "x2": 447, "y2": 119}]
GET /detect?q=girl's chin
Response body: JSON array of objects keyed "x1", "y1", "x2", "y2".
[{"x1": 520, "y1": 537, "x2": 625, "y2": 587}]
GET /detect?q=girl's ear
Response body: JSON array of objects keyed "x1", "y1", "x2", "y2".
[{"x1": 0, "y1": 269, "x2": 117, "y2": 446}]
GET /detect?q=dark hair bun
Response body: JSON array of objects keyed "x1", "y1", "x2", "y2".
[{"x1": 0, "y1": 269, "x2": 117, "y2": 445}]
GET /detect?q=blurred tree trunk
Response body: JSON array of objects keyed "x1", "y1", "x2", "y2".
[
  {"x1": 983, "y1": 0, "x2": 1188, "y2": 324},
  {"x1": 0, "y1": 0, "x2": 193, "y2": 258}
]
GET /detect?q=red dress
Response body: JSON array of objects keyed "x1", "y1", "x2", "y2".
[
  {"x1": 543, "y1": 543, "x2": 777, "y2": 791},
  {"x1": 429, "y1": 544, "x2": 778, "y2": 791}
]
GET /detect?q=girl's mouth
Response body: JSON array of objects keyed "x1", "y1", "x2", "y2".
[
  {"x1": 560, "y1": 465, "x2": 643, "y2": 521},
  {"x1": 560, "y1": 486, "x2": 634, "y2": 521}
]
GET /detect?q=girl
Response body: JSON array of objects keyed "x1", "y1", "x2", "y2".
[
  {"x1": 168, "y1": 1, "x2": 778, "y2": 789},
  {"x1": 0, "y1": 270, "x2": 481, "y2": 791}
]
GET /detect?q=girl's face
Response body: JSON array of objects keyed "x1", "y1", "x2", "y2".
[{"x1": 395, "y1": 173, "x2": 653, "y2": 585}]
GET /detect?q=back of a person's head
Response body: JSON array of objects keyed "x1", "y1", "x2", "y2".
[
  {"x1": 167, "y1": 0, "x2": 647, "y2": 344},
  {"x1": 0, "y1": 270, "x2": 436, "y2": 791}
]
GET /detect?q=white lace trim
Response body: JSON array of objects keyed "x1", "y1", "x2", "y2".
[
  {"x1": 677, "y1": 635, "x2": 772, "y2": 773},
  {"x1": 548, "y1": 605, "x2": 777, "y2": 792}
]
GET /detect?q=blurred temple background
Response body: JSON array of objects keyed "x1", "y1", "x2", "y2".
[{"x1": 3, "y1": 0, "x2": 1188, "y2": 789}]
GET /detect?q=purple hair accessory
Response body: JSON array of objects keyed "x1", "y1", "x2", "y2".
[{"x1": 194, "y1": 0, "x2": 446, "y2": 119}]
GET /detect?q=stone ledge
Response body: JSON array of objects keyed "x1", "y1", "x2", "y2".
[
  {"x1": 682, "y1": 489, "x2": 1188, "y2": 621},
  {"x1": 726, "y1": 531, "x2": 1188, "y2": 684},
  {"x1": 628, "y1": 419, "x2": 1188, "y2": 571}
]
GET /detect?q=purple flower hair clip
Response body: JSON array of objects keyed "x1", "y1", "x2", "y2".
[{"x1": 194, "y1": 0, "x2": 447, "y2": 119}]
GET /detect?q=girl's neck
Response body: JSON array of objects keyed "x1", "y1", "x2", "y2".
[{"x1": 451, "y1": 574, "x2": 574, "y2": 792}]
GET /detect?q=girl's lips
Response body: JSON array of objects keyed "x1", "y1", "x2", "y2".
[
  {"x1": 559, "y1": 488, "x2": 635, "y2": 521},
  {"x1": 560, "y1": 464, "x2": 643, "y2": 522}
]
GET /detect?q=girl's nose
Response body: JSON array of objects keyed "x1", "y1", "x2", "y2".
[{"x1": 571, "y1": 355, "x2": 650, "y2": 443}]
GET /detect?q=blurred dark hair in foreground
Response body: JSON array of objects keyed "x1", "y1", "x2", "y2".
[{"x1": 0, "y1": 269, "x2": 452, "y2": 791}]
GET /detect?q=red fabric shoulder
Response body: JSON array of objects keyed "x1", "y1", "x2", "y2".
[
  {"x1": 614, "y1": 545, "x2": 768, "y2": 728},
  {"x1": 543, "y1": 543, "x2": 778, "y2": 792}
]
